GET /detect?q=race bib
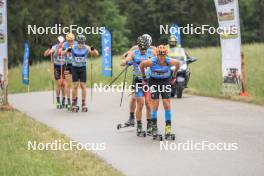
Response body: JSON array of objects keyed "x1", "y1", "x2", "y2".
[{"x1": 75, "y1": 57, "x2": 85, "y2": 63}]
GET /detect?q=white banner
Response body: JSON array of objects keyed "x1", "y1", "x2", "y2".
[
  {"x1": 214, "y1": 0, "x2": 242, "y2": 93},
  {"x1": 0, "y1": 0, "x2": 7, "y2": 77}
]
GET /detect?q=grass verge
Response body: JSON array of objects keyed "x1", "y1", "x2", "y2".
[{"x1": 0, "y1": 109, "x2": 122, "y2": 176}]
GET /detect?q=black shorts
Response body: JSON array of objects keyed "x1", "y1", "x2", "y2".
[
  {"x1": 54, "y1": 65, "x2": 66, "y2": 80},
  {"x1": 149, "y1": 77, "x2": 171, "y2": 99},
  {"x1": 64, "y1": 64, "x2": 72, "y2": 75},
  {"x1": 72, "y1": 66, "x2": 86, "y2": 83}
]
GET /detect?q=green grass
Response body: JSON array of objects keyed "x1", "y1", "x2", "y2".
[
  {"x1": 185, "y1": 43, "x2": 264, "y2": 104},
  {"x1": 0, "y1": 110, "x2": 122, "y2": 176},
  {"x1": 8, "y1": 43, "x2": 264, "y2": 104}
]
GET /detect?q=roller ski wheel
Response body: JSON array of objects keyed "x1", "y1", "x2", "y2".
[
  {"x1": 81, "y1": 106, "x2": 88, "y2": 112},
  {"x1": 137, "y1": 131, "x2": 146, "y2": 137},
  {"x1": 117, "y1": 124, "x2": 122, "y2": 130},
  {"x1": 71, "y1": 106, "x2": 79, "y2": 113},
  {"x1": 136, "y1": 124, "x2": 146, "y2": 137},
  {"x1": 153, "y1": 134, "x2": 163, "y2": 141},
  {"x1": 165, "y1": 133, "x2": 175, "y2": 140}
]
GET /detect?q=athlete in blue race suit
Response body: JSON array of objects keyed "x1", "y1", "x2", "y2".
[
  {"x1": 122, "y1": 35, "x2": 156, "y2": 136},
  {"x1": 63, "y1": 34, "x2": 99, "y2": 112},
  {"x1": 63, "y1": 33, "x2": 77, "y2": 108},
  {"x1": 140, "y1": 45, "x2": 180, "y2": 140},
  {"x1": 43, "y1": 36, "x2": 67, "y2": 109}
]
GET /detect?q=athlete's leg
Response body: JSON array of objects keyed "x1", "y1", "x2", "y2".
[
  {"x1": 80, "y1": 82, "x2": 87, "y2": 105},
  {"x1": 129, "y1": 95, "x2": 136, "y2": 118},
  {"x1": 72, "y1": 82, "x2": 79, "y2": 100},
  {"x1": 145, "y1": 92, "x2": 151, "y2": 120},
  {"x1": 135, "y1": 97, "x2": 144, "y2": 122},
  {"x1": 56, "y1": 80, "x2": 61, "y2": 103},
  {"x1": 80, "y1": 66, "x2": 87, "y2": 107}
]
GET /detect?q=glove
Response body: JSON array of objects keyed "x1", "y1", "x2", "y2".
[
  {"x1": 49, "y1": 43, "x2": 53, "y2": 49},
  {"x1": 67, "y1": 47, "x2": 72, "y2": 52},
  {"x1": 127, "y1": 61, "x2": 133, "y2": 66},
  {"x1": 170, "y1": 76, "x2": 176, "y2": 84},
  {"x1": 91, "y1": 46, "x2": 95, "y2": 51}
]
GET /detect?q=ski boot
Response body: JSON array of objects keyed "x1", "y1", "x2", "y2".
[
  {"x1": 147, "y1": 120, "x2": 152, "y2": 136},
  {"x1": 136, "y1": 123, "x2": 146, "y2": 137},
  {"x1": 71, "y1": 99, "x2": 79, "y2": 112},
  {"x1": 81, "y1": 104, "x2": 88, "y2": 112},
  {"x1": 164, "y1": 124, "x2": 175, "y2": 140},
  {"x1": 71, "y1": 105, "x2": 79, "y2": 112},
  {"x1": 56, "y1": 102, "x2": 62, "y2": 109},
  {"x1": 66, "y1": 103, "x2": 72, "y2": 111},
  {"x1": 152, "y1": 123, "x2": 163, "y2": 141},
  {"x1": 61, "y1": 98, "x2": 66, "y2": 109},
  {"x1": 117, "y1": 118, "x2": 135, "y2": 130}
]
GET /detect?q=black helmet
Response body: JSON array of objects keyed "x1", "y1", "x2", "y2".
[
  {"x1": 77, "y1": 34, "x2": 86, "y2": 44},
  {"x1": 137, "y1": 36, "x2": 150, "y2": 50}
]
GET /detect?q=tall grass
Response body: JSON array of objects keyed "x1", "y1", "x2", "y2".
[{"x1": 8, "y1": 43, "x2": 264, "y2": 104}]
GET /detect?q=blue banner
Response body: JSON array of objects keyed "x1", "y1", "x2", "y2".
[
  {"x1": 22, "y1": 42, "x2": 30, "y2": 85},
  {"x1": 101, "y1": 28, "x2": 112, "y2": 77},
  {"x1": 170, "y1": 23, "x2": 182, "y2": 47}
]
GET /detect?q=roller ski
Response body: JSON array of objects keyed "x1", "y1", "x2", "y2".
[
  {"x1": 152, "y1": 123, "x2": 163, "y2": 141},
  {"x1": 81, "y1": 104, "x2": 88, "y2": 112},
  {"x1": 66, "y1": 103, "x2": 72, "y2": 111},
  {"x1": 146, "y1": 120, "x2": 152, "y2": 136},
  {"x1": 164, "y1": 124, "x2": 175, "y2": 140},
  {"x1": 61, "y1": 97, "x2": 66, "y2": 109},
  {"x1": 71, "y1": 99, "x2": 79, "y2": 112},
  {"x1": 56, "y1": 102, "x2": 62, "y2": 109},
  {"x1": 117, "y1": 118, "x2": 135, "y2": 130},
  {"x1": 136, "y1": 123, "x2": 146, "y2": 137}
]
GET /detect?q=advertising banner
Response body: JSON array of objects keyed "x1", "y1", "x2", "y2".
[
  {"x1": 22, "y1": 42, "x2": 30, "y2": 85},
  {"x1": 101, "y1": 28, "x2": 112, "y2": 77},
  {"x1": 214, "y1": 0, "x2": 242, "y2": 94},
  {"x1": 0, "y1": 0, "x2": 7, "y2": 77}
]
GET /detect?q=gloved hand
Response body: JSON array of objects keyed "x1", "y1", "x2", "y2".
[
  {"x1": 170, "y1": 76, "x2": 176, "y2": 84},
  {"x1": 67, "y1": 47, "x2": 72, "y2": 52},
  {"x1": 127, "y1": 61, "x2": 133, "y2": 66},
  {"x1": 91, "y1": 46, "x2": 95, "y2": 51},
  {"x1": 49, "y1": 43, "x2": 53, "y2": 49}
]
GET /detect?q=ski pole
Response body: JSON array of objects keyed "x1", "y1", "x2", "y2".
[
  {"x1": 90, "y1": 56, "x2": 93, "y2": 102},
  {"x1": 120, "y1": 65, "x2": 128, "y2": 107},
  {"x1": 107, "y1": 65, "x2": 129, "y2": 87},
  {"x1": 50, "y1": 46, "x2": 55, "y2": 104}
]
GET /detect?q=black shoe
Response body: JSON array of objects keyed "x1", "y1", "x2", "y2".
[
  {"x1": 147, "y1": 121, "x2": 152, "y2": 136},
  {"x1": 125, "y1": 118, "x2": 135, "y2": 127}
]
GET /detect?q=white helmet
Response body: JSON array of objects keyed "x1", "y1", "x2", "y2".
[
  {"x1": 57, "y1": 36, "x2": 65, "y2": 43},
  {"x1": 142, "y1": 34, "x2": 152, "y2": 46}
]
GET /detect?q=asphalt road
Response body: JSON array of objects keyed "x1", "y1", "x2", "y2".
[{"x1": 9, "y1": 90, "x2": 264, "y2": 176}]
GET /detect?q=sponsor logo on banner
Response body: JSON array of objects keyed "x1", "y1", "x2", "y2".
[
  {"x1": 0, "y1": 12, "x2": 2, "y2": 24},
  {"x1": 214, "y1": 0, "x2": 242, "y2": 95},
  {"x1": 0, "y1": 29, "x2": 4, "y2": 43},
  {"x1": 0, "y1": 0, "x2": 7, "y2": 76}
]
